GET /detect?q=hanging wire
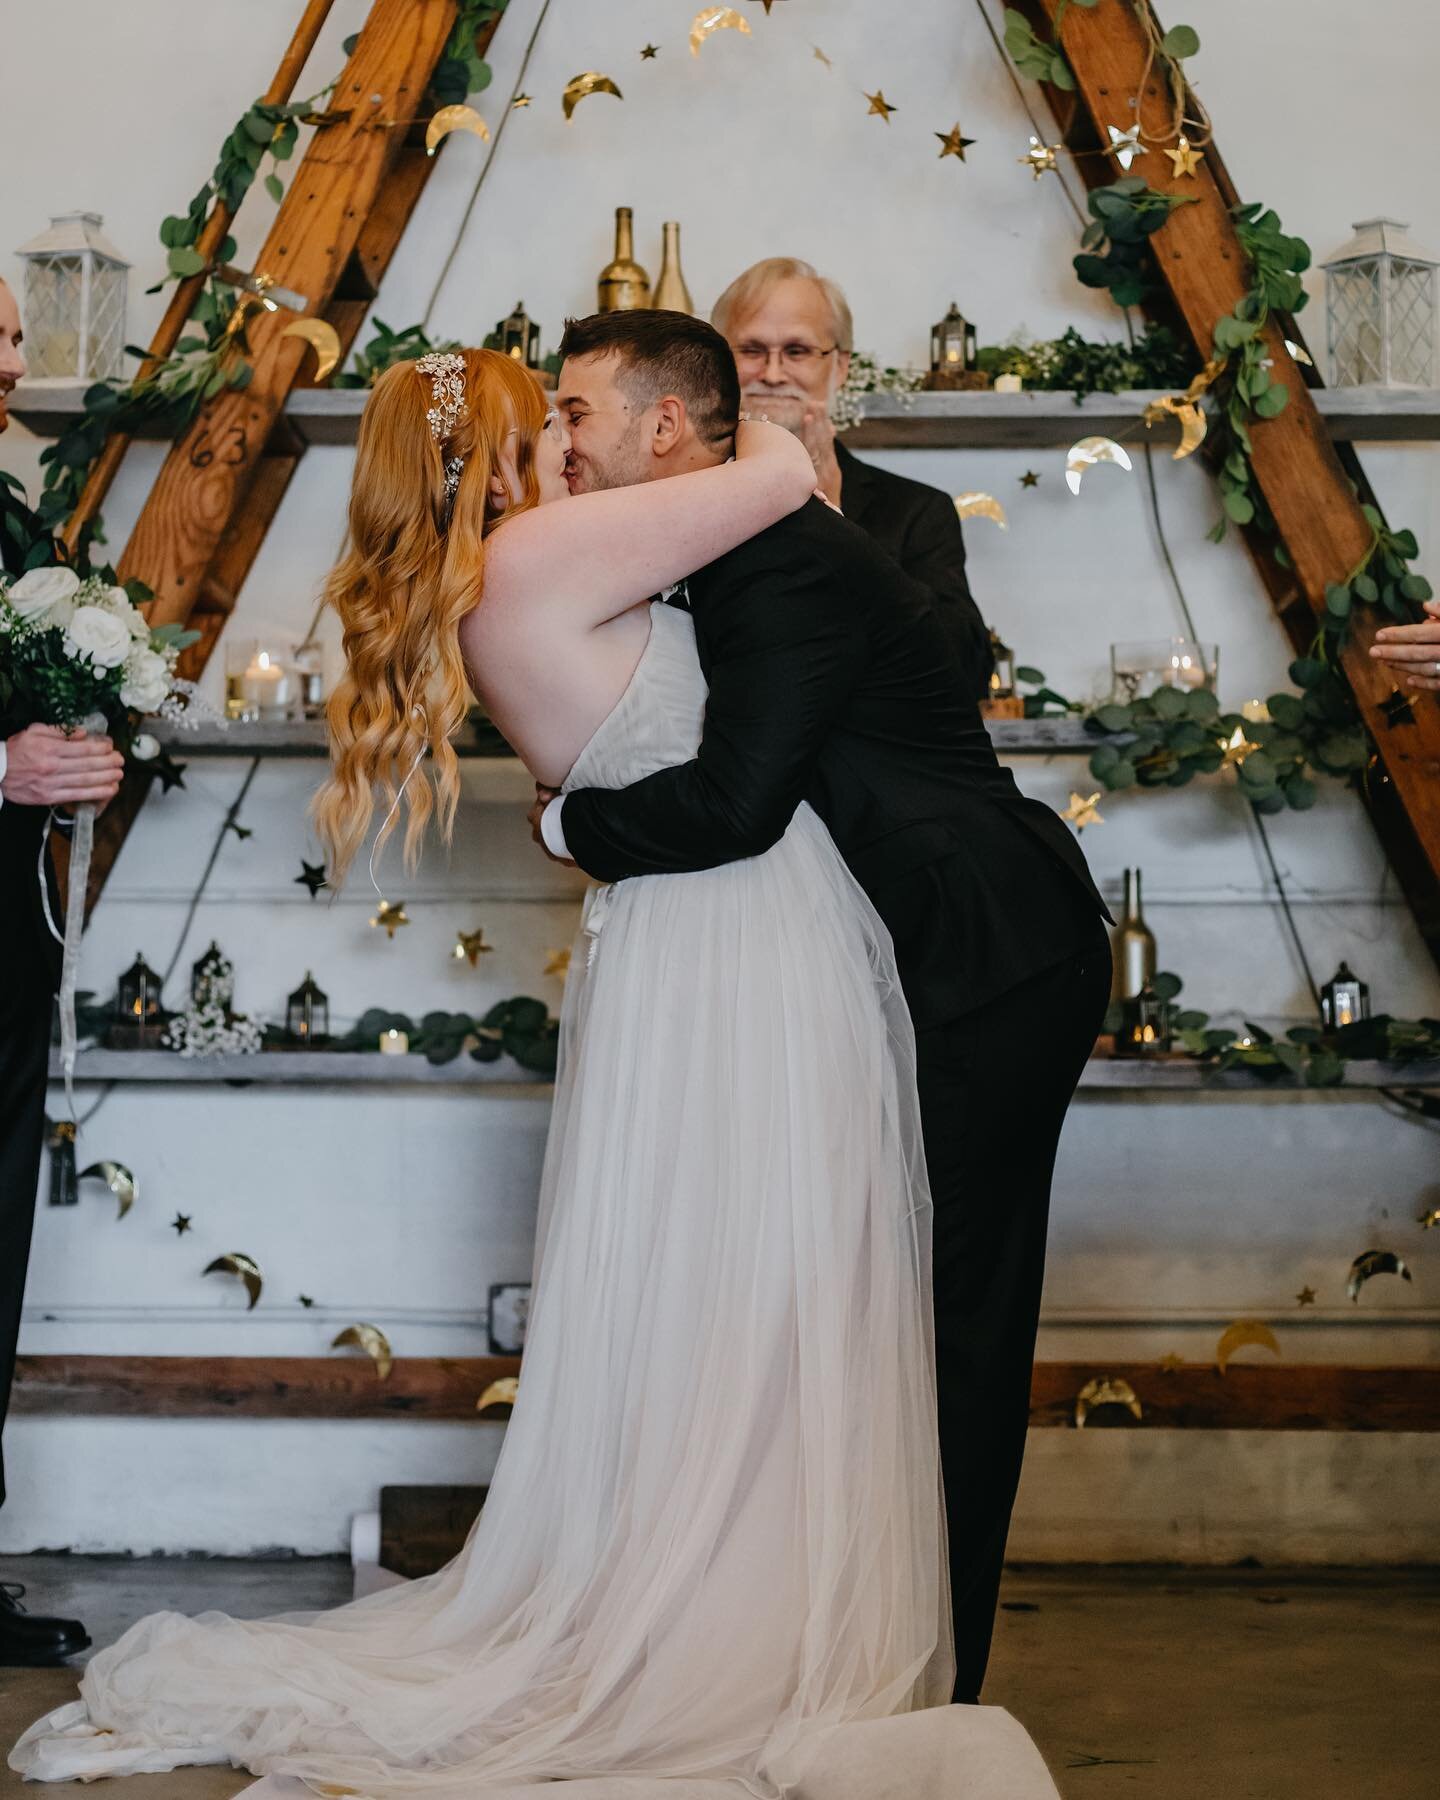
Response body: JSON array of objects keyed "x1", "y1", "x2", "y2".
[
  {"x1": 970, "y1": 0, "x2": 1089, "y2": 228},
  {"x1": 420, "y1": 0, "x2": 556, "y2": 331}
]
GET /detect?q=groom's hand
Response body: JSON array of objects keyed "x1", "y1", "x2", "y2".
[
  {"x1": 1, "y1": 723, "x2": 124, "y2": 809},
  {"x1": 528, "y1": 784, "x2": 576, "y2": 866}
]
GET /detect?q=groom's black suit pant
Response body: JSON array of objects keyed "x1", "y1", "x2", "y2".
[{"x1": 916, "y1": 929, "x2": 1111, "y2": 1703}]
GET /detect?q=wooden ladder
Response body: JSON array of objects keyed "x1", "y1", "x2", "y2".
[
  {"x1": 65, "y1": 0, "x2": 506, "y2": 912},
  {"x1": 1013, "y1": 0, "x2": 1440, "y2": 972}
]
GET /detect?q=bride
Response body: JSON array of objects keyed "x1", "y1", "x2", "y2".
[{"x1": 12, "y1": 349, "x2": 1057, "y2": 1798}]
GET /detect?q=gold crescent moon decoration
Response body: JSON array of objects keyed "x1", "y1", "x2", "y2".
[
  {"x1": 280, "y1": 318, "x2": 341, "y2": 384},
  {"x1": 1215, "y1": 1318, "x2": 1281, "y2": 1375},
  {"x1": 78, "y1": 1160, "x2": 137, "y2": 1220},
  {"x1": 1283, "y1": 338, "x2": 1314, "y2": 368},
  {"x1": 203, "y1": 1252, "x2": 264, "y2": 1311},
  {"x1": 1143, "y1": 394, "x2": 1208, "y2": 461},
  {"x1": 331, "y1": 1322, "x2": 393, "y2": 1381},
  {"x1": 1346, "y1": 1248, "x2": 1413, "y2": 1302},
  {"x1": 476, "y1": 1376, "x2": 519, "y2": 1417},
  {"x1": 1065, "y1": 435, "x2": 1134, "y2": 496},
  {"x1": 425, "y1": 103, "x2": 491, "y2": 154},
  {"x1": 562, "y1": 72, "x2": 624, "y2": 122},
  {"x1": 954, "y1": 492, "x2": 1008, "y2": 530},
  {"x1": 1418, "y1": 1207, "x2": 1440, "y2": 1230},
  {"x1": 690, "y1": 7, "x2": 752, "y2": 56},
  {"x1": 1074, "y1": 1376, "x2": 1143, "y2": 1429}
]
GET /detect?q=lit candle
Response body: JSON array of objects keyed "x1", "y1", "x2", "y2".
[
  {"x1": 379, "y1": 1028, "x2": 409, "y2": 1055},
  {"x1": 1164, "y1": 651, "x2": 1206, "y2": 691},
  {"x1": 240, "y1": 650, "x2": 295, "y2": 721},
  {"x1": 993, "y1": 373, "x2": 1023, "y2": 393},
  {"x1": 1241, "y1": 698, "x2": 1272, "y2": 724}
]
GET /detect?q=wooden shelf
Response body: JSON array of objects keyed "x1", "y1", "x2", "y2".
[
  {"x1": 49, "y1": 1048, "x2": 1440, "y2": 1091},
  {"x1": 157, "y1": 717, "x2": 1095, "y2": 758},
  {"x1": 14, "y1": 381, "x2": 1440, "y2": 450}
]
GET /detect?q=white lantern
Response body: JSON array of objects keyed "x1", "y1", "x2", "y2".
[
  {"x1": 15, "y1": 211, "x2": 130, "y2": 382},
  {"x1": 1321, "y1": 217, "x2": 1438, "y2": 388}
]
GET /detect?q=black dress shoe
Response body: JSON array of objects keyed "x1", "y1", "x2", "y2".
[{"x1": 0, "y1": 1582, "x2": 91, "y2": 1663}]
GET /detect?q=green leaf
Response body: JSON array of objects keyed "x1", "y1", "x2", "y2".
[
  {"x1": 1400, "y1": 573, "x2": 1433, "y2": 602},
  {"x1": 1222, "y1": 488, "x2": 1255, "y2": 525},
  {"x1": 264, "y1": 172, "x2": 284, "y2": 205},
  {"x1": 1352, "y1": 573, "x2": 1379, "y2": 603},
  {"x1": 1284, "y1": 775, "x2": 1318, "y2": 811},
  {"x1": 1185, "y1": 688, "x2": 1220, "y2": 722},
  {"x1": 1150, "y1": 685, "x2": 1189, "y2": 721},
  {"x1": 1324, "y1": 582, "x2": 1352, "y2": 618},
  {"x1": 1288, "y1": 656, "x2": 1324, "y2": 689},
  {"x1": 1073, "y1": 254, "x2": 1113, "y2": 289},
  {"x1": 167, "y1": 246, "x2": 206, "y2": 279},
  {"x1": 1094, "y1": 703, "x2": 1134, "y2": 732},
  {"x1": 1238, "y1": 750, "x2": 1277, "y2": 787},
  {"x1": 1161, "y1": 23, "x2": 1201, "y2": 57},
  {"x1": 1015, "y1": 665, "x2": 1046, "y2": 685},
  {"x1": 1253, "y1": 382, "x2": 1290, "y2": 418},
  {"x1": 1266, "y1": 693, "x2": 1305, "y2": 729},
  {"x1": 1152, "y1": 970, "x2": 1184, "y2": 1001},
  {"x1": 1391, "y1": 528, "x2": 1419, "y2": 559},
  {"x1": 1109, "y1": 760, "x2": 1138, "y2": 787}
]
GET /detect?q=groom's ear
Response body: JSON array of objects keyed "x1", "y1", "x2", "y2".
[{"x1": 649, "y1": 394, "x2": 689, "y2": 459}]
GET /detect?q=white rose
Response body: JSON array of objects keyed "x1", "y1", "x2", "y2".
[
  {"x1": 105, "y1": 584, "x2": 150, "y2": 639},
  {"x1": 131, "y1": 733, "x2": 160, "y2": 761},
  {"x1": 47, "y1": 596, "x2": 77, "y2": 631},
  {"x1": 7, "y1": 564, "x2": 81, "y2": 624},
  {"x1": 64, "y1": 603, "x2": 133, "y2": 670},
  {"x1": 119, "y1": 646, "x2": 171, "y2": 711}
]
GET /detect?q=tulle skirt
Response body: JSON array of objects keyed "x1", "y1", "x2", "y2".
[{"x1": 12, "y1": 806, "x2": 1056, "y2": 1798}]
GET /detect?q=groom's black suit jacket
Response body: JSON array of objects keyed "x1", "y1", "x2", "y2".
[{"x1": 561, "y1": 498, "x2": 1113, "y2": 1029}]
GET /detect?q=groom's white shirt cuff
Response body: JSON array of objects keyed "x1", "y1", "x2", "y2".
[{"x1": 540, "y1": 796, "x2": 571, "y2": 861}]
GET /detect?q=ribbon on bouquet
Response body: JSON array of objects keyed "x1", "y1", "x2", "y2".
[{"x1": 39, "y1": 711, "x2": 107, "y2": 1127}]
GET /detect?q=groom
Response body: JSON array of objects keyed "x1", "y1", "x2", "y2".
[{"x1": 534, "y1": 310, "x2": 1113, "y2": 1703}]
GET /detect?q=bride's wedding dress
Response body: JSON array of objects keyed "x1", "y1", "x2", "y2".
[{"x1": 12, "y1": 603, "x2": 1057, "y2": 1798}]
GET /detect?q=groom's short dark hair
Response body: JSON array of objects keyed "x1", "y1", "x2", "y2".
[{"x1": 559, "y1": 310, "x2": 740, "y2": 449}]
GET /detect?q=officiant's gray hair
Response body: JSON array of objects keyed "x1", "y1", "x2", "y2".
[{"x1": 711, "y1": 258, "x2": 854, "y2": 353}]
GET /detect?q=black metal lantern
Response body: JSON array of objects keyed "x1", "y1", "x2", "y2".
[
  {"x1": 930, "y1": 302, "x2": 976, "y2": 374},
  {"x1": 988, "y1": 628, "x2": 1016, "y2": 700},
  {"x1": 110, "y1": 951, "x2": 166, "y2": 1047},
  {"x1": 190, "y1": 941, "x2": 234, "y2": 1012},
  {"x1": 1320, "y1": 960, "x2": 1370, "y2": 1031},
  {"x1": 1114, "y1": 982, "x2": 1170, "y2": 1057},
  {"x1": 286, "y1": 971, "x2": 330, "y2": 1047},
  {"x1": 496, "y1": 300, "x2": 541, "y2": 369}
]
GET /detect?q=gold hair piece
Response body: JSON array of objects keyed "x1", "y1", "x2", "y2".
[{"x1": 415, "y1": 352, "x2": 468, "y2": 444}]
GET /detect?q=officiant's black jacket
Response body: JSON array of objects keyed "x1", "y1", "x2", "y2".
[
  {"x1": 834, "y1": 441, "x2": 993, "y2": 697},
  {"x1": 562, "y1": 498, "x2": 1113, "y2": 1028}
]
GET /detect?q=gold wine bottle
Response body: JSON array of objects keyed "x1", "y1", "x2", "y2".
[
  {"x1": 1112, "y1": 867, "x2": 1157, "y2": 1001},
  {"x1": 651, "y1": 221, "x2": 694, "y2": 314},
  {"x1": 597, "y1": 206, "x2": 650, "y2": 312}
]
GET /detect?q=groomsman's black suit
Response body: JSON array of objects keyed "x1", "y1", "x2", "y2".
[
  {"x1": 0, "y1": 481, "x2": 63, "y2": 1516},
  {"x1": 561, "y1": 497, "x2": 1114, "y2": 1702}
]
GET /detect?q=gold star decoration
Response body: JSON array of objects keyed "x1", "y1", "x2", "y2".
[
  {"x1": 1020, "y1": 470, "x2": 1040, "y2": 488},
  {"x1": 295, "y1": 859, "x2": 328, "y2": 899},
  {"x1": 1019, "y1": 135, "x2": 1060, "y2": 179},
  {"x1": 1164, "y1": 134, "x2": 1203, "y2": 178},
  {"x1": 1418, "y1": 1207, "x2": 1440, "y2": 1230},
  {"x1": 172, "y1": 1213, "x2": 193, "y2": 1236},
  {"x1": 813, "y1": 44, "x2": 832, "y2": 68},
  {"x1": 866, "y1": 89, "x2": 896, "y2": 122},
  {"x1": 298, "y1": 1294, "x2": 316, "y2": 1308},
  {"x1": 640, "y1": 43, "x2": 659, "y2": 59},
  {"x1": 370, "y1": 899, "x2": 410, "y2": 939},
  {"x1": 1106, "y1": 123, "x2": 1144, "y2": 170},
  {"x1": 1157, "y1": 1352, "x2": 1185, "y2": 1372},
  {"x1": 1060, "y1": 791, "x2": 1105, "y2": 832},
  {"x1": 1296, "y1": 1286, "x2": 1317, "y2": 1307},
  {"x1": 544, "y1": 948, "x2": 572, "y2": 981},
  {"x1": 1222, "y1": 725, "x2": 1258, "y2": 768},
  {"x1": 454, "y1": 928, "x2": 494, "y2": 967},
  {"x1": 935, "y1": 122, "x2": 976, "y2": 161},
  {"x1": 1381, "y1": 689, "x2": 1417, "y2": 728},
  {"x1": 511, "y1": 92, "x2": 533, "y2": 108},
  {"x1": 748, "y1": 0, "x2": 784, "y2": 11}
]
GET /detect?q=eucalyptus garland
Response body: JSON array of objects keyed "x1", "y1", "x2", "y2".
[
  {"x1": 21, "y1": 6, "x2": 507, "y2": 570},
  {"x1": 978, "y1": 323, "x2": 1197, "y2": 400},
  {"x1": 318, "y1": 997, "x2": 558, "y2": 1078}
]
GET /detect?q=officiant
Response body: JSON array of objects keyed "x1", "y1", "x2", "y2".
[
  {"x1": 0, "y1": 274, "x2": 120, "y2": 1667},
  {"x1": 713, "y1": 257, "x2": 995, "y2": 695}
]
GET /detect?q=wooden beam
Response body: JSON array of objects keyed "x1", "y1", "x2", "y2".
[
  {"x1": 1015, "y1": 0, "x2": 1440, "y2": 970},
  {"x1": 15, "y1": 1357, "x2": 1440, "y2": 1431}
]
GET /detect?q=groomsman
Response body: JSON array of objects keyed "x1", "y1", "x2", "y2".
[
  {"x1": 0, "y1": 275, "x2": 119, "y2": 1664},
  {"x1": 712, "y1": 257, "x2": 995, "y2": 695}
]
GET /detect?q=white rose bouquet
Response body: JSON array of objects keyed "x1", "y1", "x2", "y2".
[{"x1": 0, "y1": 564, "x2": 203, "y2": 756}]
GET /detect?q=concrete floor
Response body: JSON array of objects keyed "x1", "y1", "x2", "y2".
[{"x1": 0, "y1": 1558, "x2": 1434, "y2": 1799}]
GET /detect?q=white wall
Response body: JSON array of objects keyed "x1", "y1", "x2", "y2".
[{"x1": 2, "y1": 0, "x2": 1436, "y2": 1559}]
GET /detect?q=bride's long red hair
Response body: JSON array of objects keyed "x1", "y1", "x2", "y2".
[{"x1": 312, "y1": 348, "x2": 548, "y2": 884}]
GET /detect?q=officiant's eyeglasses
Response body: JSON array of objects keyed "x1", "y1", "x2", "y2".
[{"x1": 730, "y1": 342, "x2": 840, "y2": 372}]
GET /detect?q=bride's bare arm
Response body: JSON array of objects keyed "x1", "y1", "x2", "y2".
[{"x1": 480, "y1": 421, "x2": 816, "y2": 627}]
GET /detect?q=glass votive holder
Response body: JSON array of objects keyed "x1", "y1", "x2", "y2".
[
  {"x1": 225, "y1": 638, "x2": 298, "y2": 723},
  {"x1": 1110, "y1": 638, "x2": 1219, "y2": 701}
]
